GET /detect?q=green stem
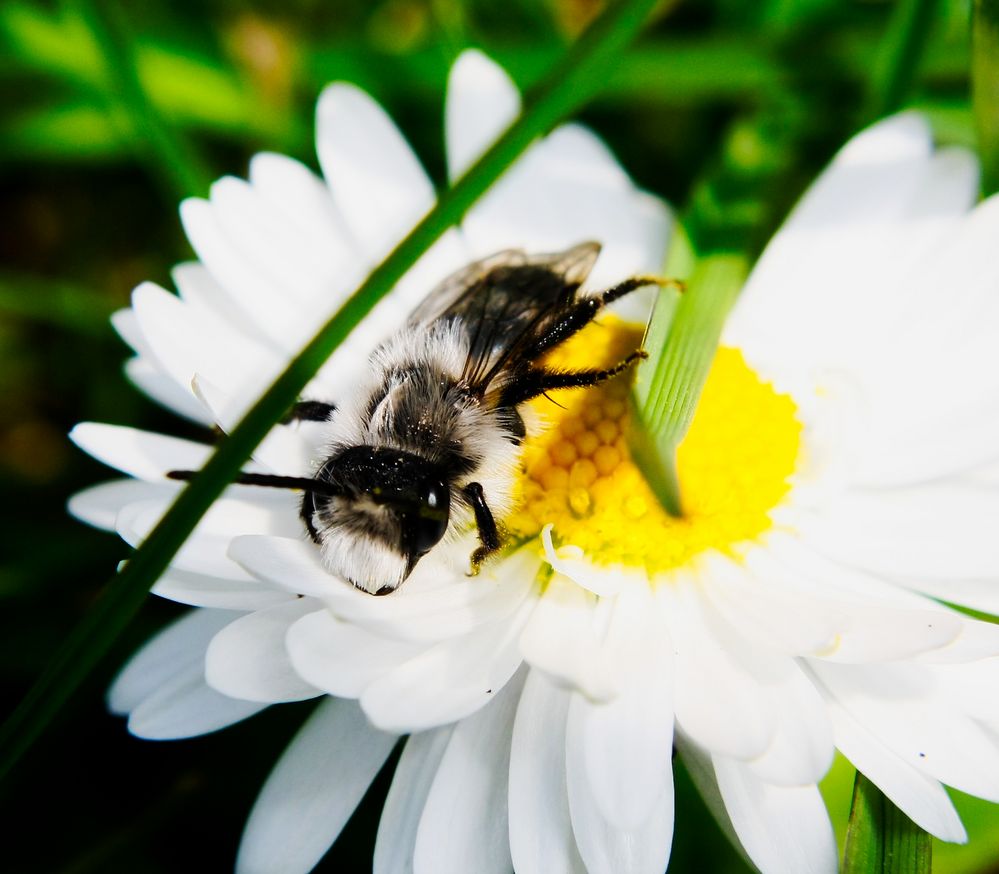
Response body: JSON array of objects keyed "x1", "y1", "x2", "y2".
[
  {"x1": 0, "y1": 0, "x2": 660, "y2": 784},
  {"x1": 844, "y1": 771, "x2": 932, "y2": 874},
  {"x1": 864, "y1": 0, "x2": 940, "y2": 120},
  {"x1": 74, "y1": 0, "x2": 213, "y2": 200},
  {"x1": 973, "y1": 0, "x2": 999, "y2": 196}
]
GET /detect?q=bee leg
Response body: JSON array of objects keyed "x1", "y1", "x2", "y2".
[
  {"x1": 526, "y1": 275, "x2": 682, "y2": 360},
  {"x1": 599, "y1": 274, "x2": 683, "y2": 306},
  {"x1": 524, "y1": 296, "x2": 604, "y2": 359},
  {"x1": 300, "y1": 491, "x2": 323, "y2": 544},
  {"x1": 502, "y1": 351, "x2": 648, "y2": 406},
  {"x1": 463, "y1": 482, "x2": 500, "y2": 574},
  {"x1": 283, "y1": 400, "x2": 336, "y2": 423}
]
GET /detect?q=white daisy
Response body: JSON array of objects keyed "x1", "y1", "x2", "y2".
[{"x1": 69, "y1": 50, "x2": 999, "y2": 874}]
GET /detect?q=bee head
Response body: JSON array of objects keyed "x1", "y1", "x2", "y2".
[{"x1": 312, "y1": 446, "x2": 451, "y2": 594}]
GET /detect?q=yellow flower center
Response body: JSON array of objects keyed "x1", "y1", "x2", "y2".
[{"x1": 507, "y1": 319, "x2": 802, "y2": 576}]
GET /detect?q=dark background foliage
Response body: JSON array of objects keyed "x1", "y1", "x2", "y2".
[{"x1": 0, "y1": 0, "x2": 995, "y2": 870}]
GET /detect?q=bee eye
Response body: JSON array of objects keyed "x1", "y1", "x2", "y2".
[{"x1": 407, "y1": 480, "x2": 450, "y2": 556}]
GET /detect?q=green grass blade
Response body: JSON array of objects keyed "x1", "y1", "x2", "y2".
[
  {"x1": 864, "y1": 0, "x2": 941, "y2": 120},
  {"x1": 844, "y1": 771, "x2": 933, "y2": 874},
  {"x1": 973, "y1": 0, "x2": 999, "y2": 196},
  {"x1": 0, "y1": 0, "x2": 661, "y2": 784},
  {"x1": 629, "y1": 251, "x2": 748, "y2": 516},
  {"x1": 75, "y1": 0, "x2": 214, "y2": 200}
]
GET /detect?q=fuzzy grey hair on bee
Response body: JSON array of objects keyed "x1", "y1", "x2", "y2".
[{"x1": 169, "y1": 242, "x2": 675, "y2": 595}]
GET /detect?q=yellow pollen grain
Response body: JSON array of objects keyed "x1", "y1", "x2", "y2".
[{"x1": 508, "y1": 318, "x2": 802, "y2": 576}]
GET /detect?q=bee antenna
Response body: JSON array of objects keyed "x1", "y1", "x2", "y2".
[{"x1": 166, "y1": 470, "x2": 344, "y2": 497}]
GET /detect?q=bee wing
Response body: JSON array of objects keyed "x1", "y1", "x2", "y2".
[
  {"x1": 410, "y1": 242, "x2": 602, "y2": 394},
  {"x1": 407, "y1": 249, "x2": 526, "y2": 327}
]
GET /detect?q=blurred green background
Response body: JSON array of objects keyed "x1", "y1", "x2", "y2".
[{"x1": 1, "y1": 0, "x2": 997, "y2": 871}]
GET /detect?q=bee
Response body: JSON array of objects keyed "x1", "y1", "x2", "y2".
[{"x1": 170, "y1": 242, "x2": 666, "y2": 595}]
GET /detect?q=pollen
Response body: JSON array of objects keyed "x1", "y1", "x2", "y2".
[{"x1": 509, "y1": 319, "x2": 802, "y2": 577}]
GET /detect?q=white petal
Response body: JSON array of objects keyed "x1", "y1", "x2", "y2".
[
  {"x1": 518, "y1": 574, "x2": 603, "y2": 696},
  {"x1": 663, "y1": 583, "x2": 776, "y2": 759},
  {"x1": 821, "y1": 690, "x2": 966, "y2": 841},
  {"x1": 914, "y1": 618, "x2": 999, "y2": 664},
  {"x1": 839, "y1": 111, "x2": 933, "y2": 162},
  {"x1": 609, "y1": 190, "x2": 672, "y2": 322},
  {"x1": 175, "y1": 492, "x2": 302, "y2": 537},
  {"x1": 931, "y1": 657, "x2": 999, "y2": 722},
  {"x1": 797, "y1": 485, "x2": 999, "y2": 582},
  {"x1": 361, "y1": 597, "x2": 533, "y2": 732},
  {"x1": 118, "y1": 495, "x2": 301, "y2": 581},
  {"x1": 855, "y1": 397, "x2": 999, "y2": 487},
  {"x1": 509, "y1": 670, "x2": 586, "y2": 874},
  {"x1": 840, "y1": 200, "x2": 999, "y2": 486},
  {"x1": 713, "y1": 755, "x2": 837, "y2": 874},
  {"x1": 192, "y1": 373, "x2": 314, "y2": 476},
  {"x1": 744, "y1": 536, "x2": 964, "y2": 661},
  {"x1": 112, "y1": 307, "x2": 144, "y2": 353},
  {"x1": 743, "y1": 661, "x2": 834, "y2": 786},
  {"x1": 566, "y1": 701, "x2": 675, "y2": 874},
  {"x1": 238, "y1": 698, "x2": 397, "y2": 874},
  {"x1": 520, "y1": 575, "x2": 656, "y2": 702},
  {"x1": 412, "y1": 670, "x2": 525, "y2": 874},
  {"x1": 124, "y1": 357, "x2": 215, "y2": 423},
  {"x1": 128, "y1": 664, "x2": 267, "y2": 739},
  {"x1": 130, "y1": 280, "x2": 283, "y2": 413},
  {"x1": 205, "y1": 598, "x2": 323, "y2": 703},
  {"x1": 725, "y1": 113, "x2": 968, "y2": 374},
  {"x1": 118, "y1": 512, "x2": 249, "y2": 581},
  {"x1": 108, "y1": 608, "x2": 239, "y2": 715},
  {"x1": 287, "y1": 607, "x2": 423, "y2": 698},
  {"x1": 229, "y1": 533, "x2": 350, "y2": 597},
  {"x1": 681, "y1": 579, "x2": 834, "y2": 784},
  {"x1": 569, "y1": 790, "x2": 674, "y2": 874},
  {"x1": 180, "y1": 197, "x2": 308, "y2": 348},
  {"x1": 567, "y1": 632, "x2": 674, "y2": 829},
  {"x1": 811, "y1": 660, "x2": 999, "y2": 802},
  {"x1": 68, "y1": 478, "x2": 176, "y2": 531},
  {"x1": 446, "y1": 49, "x2": 520, "y2": 180},
  {"x1": 462, "y1": 124, "x2": 671, "y2": 288},
  {"x1": 208, "y1": 176, "x2": 334, "y2": 301},
  {"x1": 374, "y1": 727, "x2": 454, "y2": 874},
  {"x1": 316, "y1": 82, "x2": 434, "y2": 260},
  {"x1": 152, "y1": 567, "x2": 294, "y2": 611},
  {"x1": 701, "y1": 558, "x2": 841, "y2": 657},
  {"x1": 70, "y1": 423, "x2": 212, "y2": 481},
  {"x1": 172, "y1": 260, "x2": 273, "y2": 345},
  {"x1": 248, "y1": 152, "x2": 356, "y2": 276},
  {"x1": 231, "y1": 534, "x2": 537, "y2": 643},
  {"x1": 538, "y1": 123, "x2": 635, "y2": 192}
]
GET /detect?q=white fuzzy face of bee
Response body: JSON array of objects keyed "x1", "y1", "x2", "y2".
[{"x1": 170, "y1": 242, "x2": 657, "y2": 594}]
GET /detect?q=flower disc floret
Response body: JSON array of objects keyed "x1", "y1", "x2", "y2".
[{"x1": 510, "y1": 319, "x2": 802, "y2": 575}]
